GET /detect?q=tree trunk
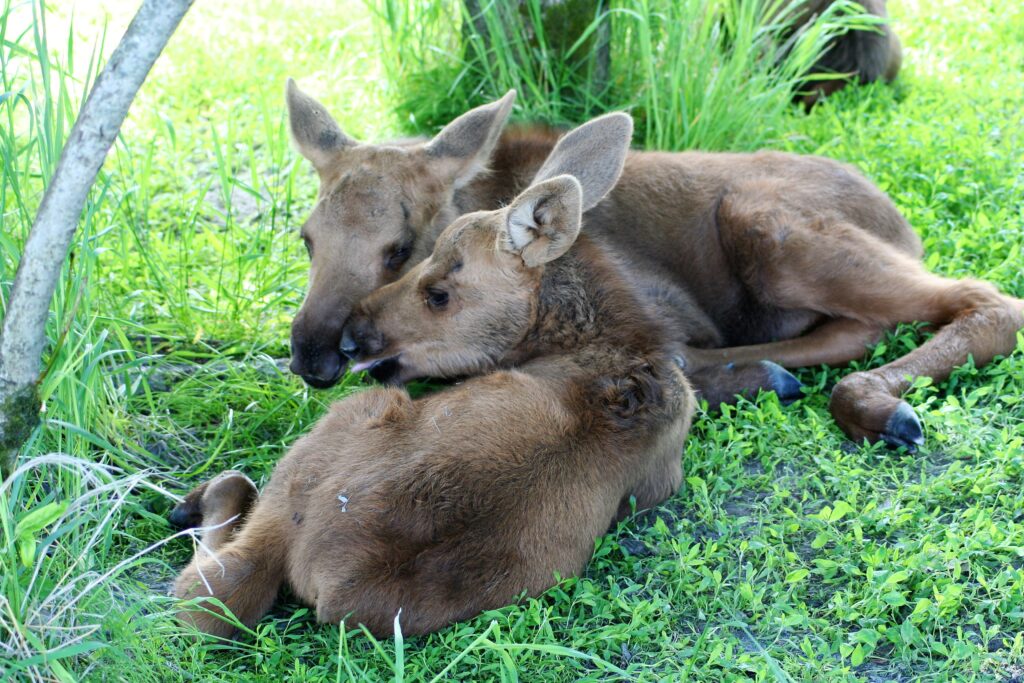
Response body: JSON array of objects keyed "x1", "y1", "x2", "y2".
[{"x1": 0, "y1": 0, "x2": 195, "y2": 476}]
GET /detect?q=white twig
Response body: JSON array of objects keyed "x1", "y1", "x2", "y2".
[{"x1": 0, "y1": 0, "x2": 194, "y2": 474}]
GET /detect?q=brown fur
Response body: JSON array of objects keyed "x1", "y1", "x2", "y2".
[
  {"x1": 285, "y1": 88, "x2": 1023, "y2": 447},
  {"x1": 172, "y1": 144, "x2": 695, "y2": 638}
]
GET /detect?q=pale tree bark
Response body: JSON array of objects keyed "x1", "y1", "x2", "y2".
[{"x1": 0, "y1": 0, "x2": 195, "y2": 476}]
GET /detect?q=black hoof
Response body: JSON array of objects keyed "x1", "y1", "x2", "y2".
[
  {"x1": 761, "y1": 361, "x2": 804, "y2": 405},
  {"x1": 880, "y1": 402, "x2": 924, "y2": 451},
  {"x1": 168, "y1": 501, "x2": 202, "y2": 530}
]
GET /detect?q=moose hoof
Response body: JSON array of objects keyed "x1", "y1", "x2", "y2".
[
  {"x1": 760, "y1": 361, "x2": 804, "y2": 405},
  {"x1": 879, "y1": 401, "x2": 925, "y2": 452},
  {"x1": 830, "y1": 373, "x2": 925, "y2": 451},
  {"x1": 168, "y1": 497, "x2": 203, "y2": 530}
]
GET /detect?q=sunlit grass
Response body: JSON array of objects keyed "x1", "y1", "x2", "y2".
[
  {"x1": 1, "y1": 0, "x2": 1023, "y2": 680},
  {"x1": 367, "y1": 0, "x2": 879, "y2": 149}
]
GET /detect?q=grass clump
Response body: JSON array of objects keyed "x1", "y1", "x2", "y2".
[
  {"x1": 368, "y1": 0, "x2": 878, "y2": 150},
  {"x1": 1, "y1": 0, "x2": 1023, "y2": 680}
]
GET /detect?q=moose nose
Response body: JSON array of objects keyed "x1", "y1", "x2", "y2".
[
  {"x1": 339, "y1": 329, "x2": 360, "y2": 359},
  {"x1": 289, "y1": 323, "x2": 345, "y2": 388},
  {"x1": 293, "y1": 352, "x2": 342, "y2": 389}
]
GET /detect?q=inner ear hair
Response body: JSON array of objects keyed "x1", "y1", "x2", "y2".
[{"x1": 503, "y1": 175, "x2": 582, "y2": 268}]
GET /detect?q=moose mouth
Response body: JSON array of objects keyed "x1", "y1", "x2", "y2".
[
  {"x1": 350, "y1": 355, "x2": 403, "y2": 384},
  {"x1": 301, "y1": 366, "x2": 344, "y2": 389}
]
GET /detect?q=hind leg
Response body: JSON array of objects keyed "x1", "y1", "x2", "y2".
[
  {"x1": 829, "y1": 283, "x2": 1024, "y2": 447},
  {"x1": 618, "y1": 389, "x2": 692, "y2": 520},
  {"x1": 722, "y1": 210, "x2": 1024, "y2": 447},
  {"x1": 685, "y1": 317, "x2": 885, "y2": 370},
  {"x1": 616, "y1": 451, "x2": 682, "y2": 523},
  {"x1": 172, "y1": 473, "x2": 284, "y2": 638}
]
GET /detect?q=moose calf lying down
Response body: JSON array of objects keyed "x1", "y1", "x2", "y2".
[
  {"x1": 286, "y1": 85, "x2": 1024, "y2": 450},
  {"x1": 172, "y1": 115, "x2": 695, "y2": 637}
]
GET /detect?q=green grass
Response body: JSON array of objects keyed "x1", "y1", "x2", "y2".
[
  {"x1": 1, "y1": 0, "x2": 1024, "y2": 680},
  {"x1": 368, "y1": 0, "x2": 879, "y2": 149}
]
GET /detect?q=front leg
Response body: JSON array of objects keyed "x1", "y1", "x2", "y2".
[{"x1": 169, "y1": 470, "x2": 258, "y2": 549}]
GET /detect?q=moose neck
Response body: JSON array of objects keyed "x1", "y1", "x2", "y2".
[{"x1": 507, "y1": 235, "x2": 668, "y2": 367}]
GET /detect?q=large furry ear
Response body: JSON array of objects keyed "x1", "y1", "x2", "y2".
[
  {"x1": 286, "y1": 78, "x2": 357, "y2": 176},
  {"x1": 425, "y1": 90, "x2": 516, "y2": 188},
  {"x1": 532, "y1": 112, "x2": 632, "y2": 211},
  {"x1": 500, "y1": 175, "x2": 582, "y2": 268}
]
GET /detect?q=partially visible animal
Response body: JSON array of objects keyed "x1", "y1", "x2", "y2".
[
  {"x1": 285, "y1": 86, "x2": 1023, "y2": 449},
  {"x1": 172, "y1": 114, "x2": 695, "y2": 638},
  {"x1": 791, "y1": 0, "x2": 902, "y2": 106}
]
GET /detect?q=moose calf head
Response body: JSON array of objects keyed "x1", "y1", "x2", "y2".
[
  {"x1": 340, "y1": 113, "x2": 634, "y2": 384},
  {"x1": 286, "y1": 80, "x2": 516, "y2": 387}
]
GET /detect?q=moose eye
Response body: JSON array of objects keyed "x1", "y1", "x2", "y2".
[
  {"x1": 386, "y1": 244, "x2": 413, "y2": 271},
  {"x1": 425, "y1": 287, "x2": 449, "y2": 310}
]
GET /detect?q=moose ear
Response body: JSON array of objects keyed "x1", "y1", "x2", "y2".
[
  {"x1": 425, "y1": 90, "x2": 516, "y2": 188},
  {"x1": 286, "y1": 78, "x2": 357, "y2": 176},
  {"x1": 501, "y1": 175, "x2": 582, "y2": 268},
  {"x1": 532, "y1": 112, "x2": 632, "y2": 211}
]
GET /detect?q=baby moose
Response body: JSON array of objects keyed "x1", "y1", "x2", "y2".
[{"x1": 171, "y1": 114, "x2": 694, "y2": 637}]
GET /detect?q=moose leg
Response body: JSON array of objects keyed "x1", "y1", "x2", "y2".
[
  {"x1": 168, "y1": 470, "x2": 258, "y2": 548},
  {"x1": 722, "y1": 212, "x2": 1024, "y2": 447},
  {"x1": 616, "y1": 399, "x2": 690, "y2": 521},
  {"x1": 829, "y1": 284, "x2": 1024, "y2": 447},
  {"x1": 685, "y1": 361, "x2": 805, "y2": 410},
  {"x1": 629, "y1": 450, "x2": 683, "y2": 513},
  {"x1": 685, "y1": 317, "x2": 885, "y2": 370},
  {"x1": 682, "y1": 318, "x2": 887, "y2": 409},
  {"x1": 172, "y1": 472, "x2": 286, "y2": 638}
]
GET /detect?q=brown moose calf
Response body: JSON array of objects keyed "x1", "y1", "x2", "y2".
[
  {"x1": 171, "y1": 114, "x2": 693, "y2": 638},
  {"x1": 285, "y1": 82, "x2": 1024, "y2": 451}
]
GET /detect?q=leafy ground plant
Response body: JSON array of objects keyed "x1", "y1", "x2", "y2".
[{"x1": 1, "y1": 0, "x2": 1023, "y2": 680}]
